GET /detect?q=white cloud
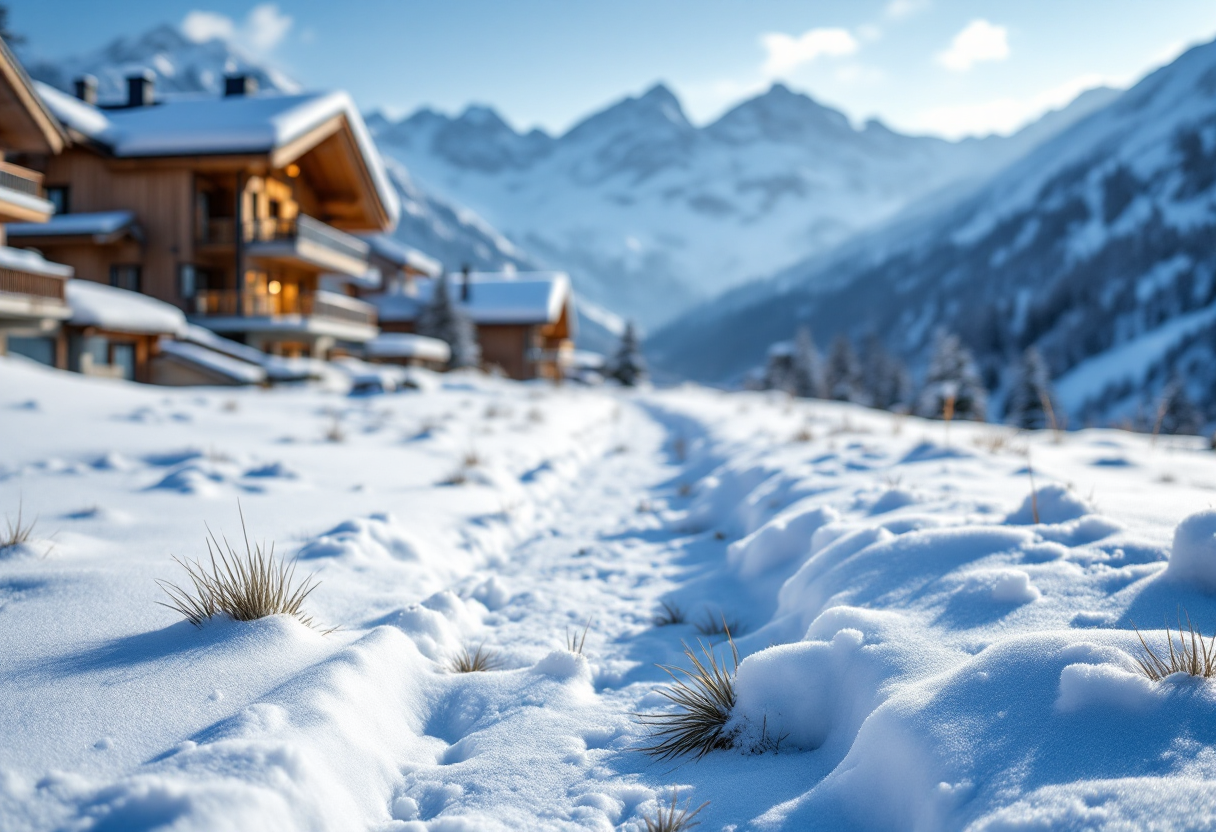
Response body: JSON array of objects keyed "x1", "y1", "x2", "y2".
[
  {"x1": 886, "y1": 0, "x2": 930, "y2": 20},
  {"x1": 910, "y1": 73, "x2": 1120, "y2": 139},
  {"x1": 936, "y1": 19, "x2": 1009, "y2": 72},
  {"x1": 181, "y1": 10, "x2": 235, "y2": 43},
  {"x1": 243, "y1": 4, "x2": 293, "y2": 52},
  {"x1": 761, "y1": 28, "x2": 859, "y2": 77},
  {"x1": 180, "y1": 4, "x2": 293, "y2": 53}
]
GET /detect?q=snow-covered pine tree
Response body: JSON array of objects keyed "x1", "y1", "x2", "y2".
[
  {"x1": 826, "y1": 335, "x2": 864, "y2": 403},
  {"x1": 417, "y1": 272, "x2": 480, "y2": 370},
  {"x1": 1005, "y1": 347, "x2": 1057, "y2": 430},
  {"x1": 790, "y1": 326, "x2": 825, "y2": 399},
  {"x1": 1157, "y1": 377, "x2": 1204, "y2": 436},
  {"x1": 609, "y1": 321, "x2": 647, "y2": 387},
  {"x1": 761, "y1": 342, "x2": 794, "y2": 393},
  {"x1": 859, "y1": 334, "x2": 912, "y2": 411},
  {"x1": 916, "y1": 331, "x2": 988, "y2": 421}
]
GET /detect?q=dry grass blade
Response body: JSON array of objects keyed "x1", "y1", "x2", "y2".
[
  {"x1": 637, "y1": 629, "x2": 739, "y2": 761},
  {"x1": 654, "y1": 600, "x2": 687, "y2": 627},
  {"x1": 448, "y1": 644, "x2": 503, "y2": 673},
  {"x1": 2, "y1": 498, "x2": 37, "y2": 550},
  {"x1": 1133, "y1": 608, "x2": 1216, "y2": 681},
  {"x1": 695, "y1": 611, "x2": 742, "y2": 638},
  {"x1": 157, "y1": 507, "x2": 328, "y2": 631},
  {"x1": 566, "y1": 618, "x2": 592, "y2": 654},
  {"x1": 643, "y1": 789, "x2": 708, "y2": 832}
]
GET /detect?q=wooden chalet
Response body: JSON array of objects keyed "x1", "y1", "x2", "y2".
[
  {"x1": 0, "y1": 36, "x2": 72, "y2": 363},
  {"x1": 9, "y1": 72, "x2": 400, "y2": 359},
  {"x1": 369, "y1": 271, "x2": 577, "y2": 380}
]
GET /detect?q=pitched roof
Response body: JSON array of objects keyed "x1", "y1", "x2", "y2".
[
  {"x1": 369, "y1": 272, "x2": 575, "y2": 327},
  {"x1": 0, "y1": 38, "x2": 65, "y2": 153},
  {"x1": 36, "y1": 82, "x2": 399, "y2": 228}
]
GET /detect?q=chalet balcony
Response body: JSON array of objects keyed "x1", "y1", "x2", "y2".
[
  {"x1": 0, "y1": 161, "x2": 53, "y2": 224},
  {"x1": 190, "y1": 288, "x2": 378, "y2": 343},
  {"x1": 197, "y1": 214, "x2": 370, "y2": 277},
  {"x1": 0, "y1": 247, "x2": 71, "y2": 326}
]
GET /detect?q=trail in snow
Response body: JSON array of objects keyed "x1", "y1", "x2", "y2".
[{"x1": 9, "y1": 359, "x2": 1216, "y2": 831}]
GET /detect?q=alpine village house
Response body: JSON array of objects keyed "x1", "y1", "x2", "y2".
[
  {"x1": 8, "y1": 68, "x2": 400, "y2": 373},
  {"x1": 0, "y1": 34, "x2": 582, "y2": 386},
  {"x1": 0, "y1": 37, "x2": 72, "y2": 361}
]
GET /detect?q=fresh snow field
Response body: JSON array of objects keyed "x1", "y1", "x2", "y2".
[{"x1": 5, "y1": 356, "x2": 1216, "y2": 830}]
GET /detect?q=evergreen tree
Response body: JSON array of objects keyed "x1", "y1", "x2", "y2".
[
  {"x1": 417, "y1": 272, "x2": 479, "y2": 370},
  {"x1": 1006, "y1": 347, "x2": 1057, "y2": 430},
  {"x1": 876, "y1": 354, "x2": 913, "y2": 412},
  {"x1": 916, "y1": 331, "x2": 988, "y2": 421},
  {"x1": 1157, "y1": 377, "x2": 1204, "y2": 436},
  {"x1": 609, "y1": 321, "x2": 647, "y2": 386},
  {"x1": 790, "y1": 326, "x2": 825, "y2": 398},
  {"x1": 761, "y1": 342, "x2": 794, "y2": 393},
  {"x1": 859, "y1": 334, "x2": 912, "y2": 411},
  {"x1": 826, "y1": 334, "x2": 864, "y2": 403}
]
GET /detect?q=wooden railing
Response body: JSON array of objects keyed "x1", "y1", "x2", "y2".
[
  {"x1": 197, "y1": 215, "x2": 369, "y2": 263},
  {"x1": 193, "y1": 288, "x2": 376, "y2": 326},
  {"x1": 0, "y1": 267, "x2": 66, "y2": 301},
  {"x1": 0, "y1": 161, "x2": 43, "y2": 198}
]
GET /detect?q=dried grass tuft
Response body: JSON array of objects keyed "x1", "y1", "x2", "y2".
[
  {"x1": 2, "y1": 499, "x2": 36, "y2": 550},
  {"x1": 791, "y1": 425, "x2": 814, "y2": 443},
  {"x1": 695, "y1": 611, "x2": 742, "y2": 638},
  {"x1": 637, "y1": 629, "x2": 739, "y2": 761},
  {"x1": 325, "y1": 417, "x2": 345, "y2": 443},
  {"x1": 157, "y1": 508, "x2": 328, "y2": 631},
  {"x1": 448, "y1": 644, "x2": 503, "y2": 673},
  {"x1": 642, "y1": 790, "x2": 708, "y2": 832},
  {"x1": 566, "y1": 619, "x2": 591, "y2": 654},
  {"x1": 1133, "y1": 609, "x2": 1216, "y2": 681},
  {"x1": 654, "y1": 600, "x2": 687, "y2": 627}
]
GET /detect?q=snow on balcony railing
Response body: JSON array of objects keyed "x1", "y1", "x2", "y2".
[
  {"x1": 0, "y1": 161, "x2": 43, "y2": 198},
  {"x1": 193, "y1": 288, "x2": 376, "y2": 326},
  {"x1": 197, "y1": 215, "x2": 369, "y2": 264}
]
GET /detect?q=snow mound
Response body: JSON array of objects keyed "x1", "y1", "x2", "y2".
[
  {"x1": 732, "y1": 628, "x2": 865, "y2": 750},
  {"x1": 533, "y1": 650, "x2": 591, "y2": 682},
  {"x1": 298, "y1": 513, "x2": 423, "y2": 563},
  {"x1": 1166, "y1": 510, "x2": 1216, "y2": 591},
  {"x1": 1006, "y1": 484, "x2": 1093, "y2": 525},
  {"x1": 1055, "y1": 662, "x2": 1160, "y2": 713},
  {"x1": 727, "y1": 503, "x2": 840, "y2": 578}
]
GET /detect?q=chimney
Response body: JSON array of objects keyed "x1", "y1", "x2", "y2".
[
  {"x1": 224, "y1": 74, "x2": 258, "y2": 98},
  {"x1": 126, "y1": 70, "x2": 155, "y2": 108},
  {"x1": 461, "y1": 264, "x2": 471, "y2": 302},
  {"x1": 74, "y1": 75, "x2": 98, "y2": 106}
]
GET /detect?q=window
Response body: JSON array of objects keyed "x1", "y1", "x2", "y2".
[
  {"x1": 45, "y1": 186, "x2": 69, "y2": 215},
  {"x1": 109, "y1": 264, "x2": 141, "y2": 293},
  {"x1": 178, "y1": 264, "x2": 198, "y2": 299},
  {"x1": 111, "y1": 343, "x2": 136, "y2": 380}
]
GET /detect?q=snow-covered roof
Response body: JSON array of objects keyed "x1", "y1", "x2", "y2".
[
  {"x1": 35, "y1": 82, "x2": 399, "y2": 228},
  {"x1": 66, "y1": 280, "x2": 186, "y2": 335},
  {"x1": 370, "y1": 272, "x2": 574, "y2": 327},
  {"x1": 8, "y1": 210, "x2": 139, "y2": 242},
  {"x1": 363, "y1": 235, "x2": 443, "y2": 277},
  {"x1": 180, "y1": 323, "x2": 322, "y2": 382},
  {"x1": 157, "y1": 339, "x2": 267, "y2": 385},
  {"x1": 365, "y1": 332, "x2": 451, "y2": 363},
  {"x1": 0, "y1": 245, "x2": 73, "y2": 279}
]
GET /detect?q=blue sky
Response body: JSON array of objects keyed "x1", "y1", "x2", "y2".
[{"x1": 11, "y1": 1, "x2": 1216, "y2": 138}]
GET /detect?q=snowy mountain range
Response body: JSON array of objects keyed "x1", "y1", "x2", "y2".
[
  {"x1": 369, "y1": 83, "x2": 1116, "y2": 327},
  {"x1": 651, "y1": 36, "x2": 1216, "y2": 427}
]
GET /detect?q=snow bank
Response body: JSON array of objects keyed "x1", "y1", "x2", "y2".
[{"x1": 1166, "y1": 510, "x2": 1216, "y2": 591}]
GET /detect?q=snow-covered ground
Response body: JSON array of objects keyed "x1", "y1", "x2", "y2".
[{"x1": 4, "y1": 357, "x2": 1216, "y2": 830}]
